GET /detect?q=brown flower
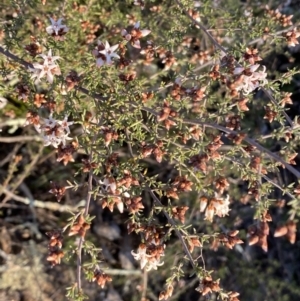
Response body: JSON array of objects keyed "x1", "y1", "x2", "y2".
[
  {"x1": 49, "y1": 181, "x2": 66, "y2": 202},
  {"x1": 187, "y1": 236, "x2": 202, "y2": 253},
  {"x1": 274, "y1": 220, "x2": 297, "y2": 244},
  {"x1": 69, "y1": 215, "x2": 90, "y2": 238},
  {"x1": 197, "y1": 276, "x2": 220, "y2": 296},
  {"x1": 125, "y1": 196, "x2": 144, "y2": 214},
  {"x1": 172, "y1": 206, "x2": 189, "y2": 223},
  {"x1": 243, "y1": 48, "x2": 262, "y2": 65},
  {"x1": 47, "y1": 249, "x2": 64, "y2": 266},
  {"x1": 159, "y1": 285, "x2": 173, "y2": 300},
  {"x1": 65, "y1": 70, "x2": 81, "y2": 91},
  {"x1": 93, "y1": 270, "x2": 112, "y2": 288}
]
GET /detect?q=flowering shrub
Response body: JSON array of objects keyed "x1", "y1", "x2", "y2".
[{"x1": 1, "y1": 0, "x2": 300, "y2": 300}]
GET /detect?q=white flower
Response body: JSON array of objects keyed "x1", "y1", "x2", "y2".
[
  {"x1": 29, "y1": 49, "x2": 61, "y2": 84},
  {"x1": 93, "y1": 41, "x2": 120, "y2": 66},
  {"x1": 133, "y1": 0, "x2": 145, "y2": 9},
  {"x1": 146, "y1": 256, "x2": 164, "y2": 271},
  {"x1": 44, "y1": 114, "x2": 58, "y2": 128},
  {"x1": 33, "y1": 115, "x2": 73, "y2": 148},
  {"x1": 116, "y1": 201, "x2": 124, "y2": 214},
  {"x1": 212, "y1": 195, "x2": 230, "y2": 218},
  {"x1": 43, "y1": 132, "x2": 62, "y2": 148},
  {"x1": 204, "y1": 203, "x2": 215, "y2": 222},
  {"x1": 39, "y1": 49, "x2": 61, "y2": 65},
  {"x1": 199, "y1": 197, "x2": 208, "y2": 212},
  {"x1": 100, "y1": 177, "x2": 116, "y2": 192},
  {"x1": 57, "y1": 116, "x2": 74, "y2": 134},
  {"x1": 93, "y1": 41, "x2": 120, "y2": 67},
  {"x1": 202, "y1": 195, "x2": 230, "y2": 222},
  {"x1": 46, "y1": 18, "x2": 69, "y2": 37},
  {"x1": 131, "y1": 244, "x2": 165, "y2": 271},
  {"x1": 30, "y1": 62, "x2": 59, "y2": 84},
  {"x1": 132, "y1": 244, "x2": 148, "y2": 269},
  {"x1": 234, "y1": 64, "x2": 268, "y2": 95}
]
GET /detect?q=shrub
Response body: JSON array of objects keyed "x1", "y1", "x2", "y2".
[{"x1": 1, "y1": 0, "x2": 300, "y2": 300}]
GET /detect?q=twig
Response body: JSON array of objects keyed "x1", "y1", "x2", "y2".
[
  {"x1": 1, "y1": 143, "x2": 44, "y2": 203},
  {"x1": 104, "y1": 269, "x2": 142, "y2": 276},
  {"x1": 0, "y1": 46, "x2": 33, "y2": 69},
  {"x1": 0, "y1": 185, "x2": 86, "y2": 211},
  {"x1": 76, "y1": 122, "x2": 99, "y2": 293},
  {"x1": 141, "y1": 269, "x2": 148, "y2": 301},
  {"x1": 124, "y1": 129, "x2": 197, "y2": 270},
  {"x1": 0, "y1": 135, "x2": 43, "y2": 143},
  {"x1": 223, "y1": 156, "x2": 296, "y2": 200}
]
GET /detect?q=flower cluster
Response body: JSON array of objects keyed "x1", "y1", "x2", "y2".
[
  {"x1": 197, "y1": 276, "x2": 220, "y2": 296},
  {"x1": 211, "y1": 230, "x2": 244, "y2": 250},
  {"x1": 46, "y1": 230, "x2": 64, "y2": 266},
  {"x1": 248, "y1": 211, "x2": 272, "y2": 252},
  {"x1": 131, "y1": 242, "x2": 165, "y2": 271},
  {"x1": 140, "y1": 140, "x2": 166, "y2": 163},
  {"x1": 92, "y1": 270, "x2": 112, "y2": 288},
  {"x1": 69, "y1": 214, "x2": 90, "y2": 238},
  {"x1": 100, "y1": 170, "x2": 140, "y2": 213},
  {"x1": 29, "y1": 49, "x2": 61, "y2": 84},
  {"x1": 26, "y1": 114, "x2": 73, "y2": 148},
  {"x1": 49, "y1": 181, "x2": 66, "y2": 202},
  {"x1": 166, "y1": 175, "x2": 193, "y2": 199},
  {"x1": 130, "y1": 224, "x2": 165, "y2": 271}
]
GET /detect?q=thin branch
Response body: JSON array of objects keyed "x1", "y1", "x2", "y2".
[
  {"x1": 0, "y1": 135, "x2": 43, "y2": 143},
  {"x1": 104, "y1": 269, "x2": 142, "y2": 276},
  {"x1": 0, "y1": 46, "x2": 33, "y2": 69},
  {"x1": 0, "y1": 185, "x2": 86, "y2": 211}
]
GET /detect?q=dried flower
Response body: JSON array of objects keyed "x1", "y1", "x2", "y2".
[
  {"x1": 197, "y1": 276, "x2": 220, "y2": 296},
  {"x1": 159, "y1": 285, "x2": 174, "y2": 300},
  {"x1": 69, "y1": 214, "x2": 90, "y2": 238},
  {"x1": 93, "y1": 270, "x2": 112, "y2": 288},
  {"x1": 283, "y1": 28, "x2": 300, "y2": 47},
  {"x1": 49, "y1": 181, "x2": 66, "y2": 202}
]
